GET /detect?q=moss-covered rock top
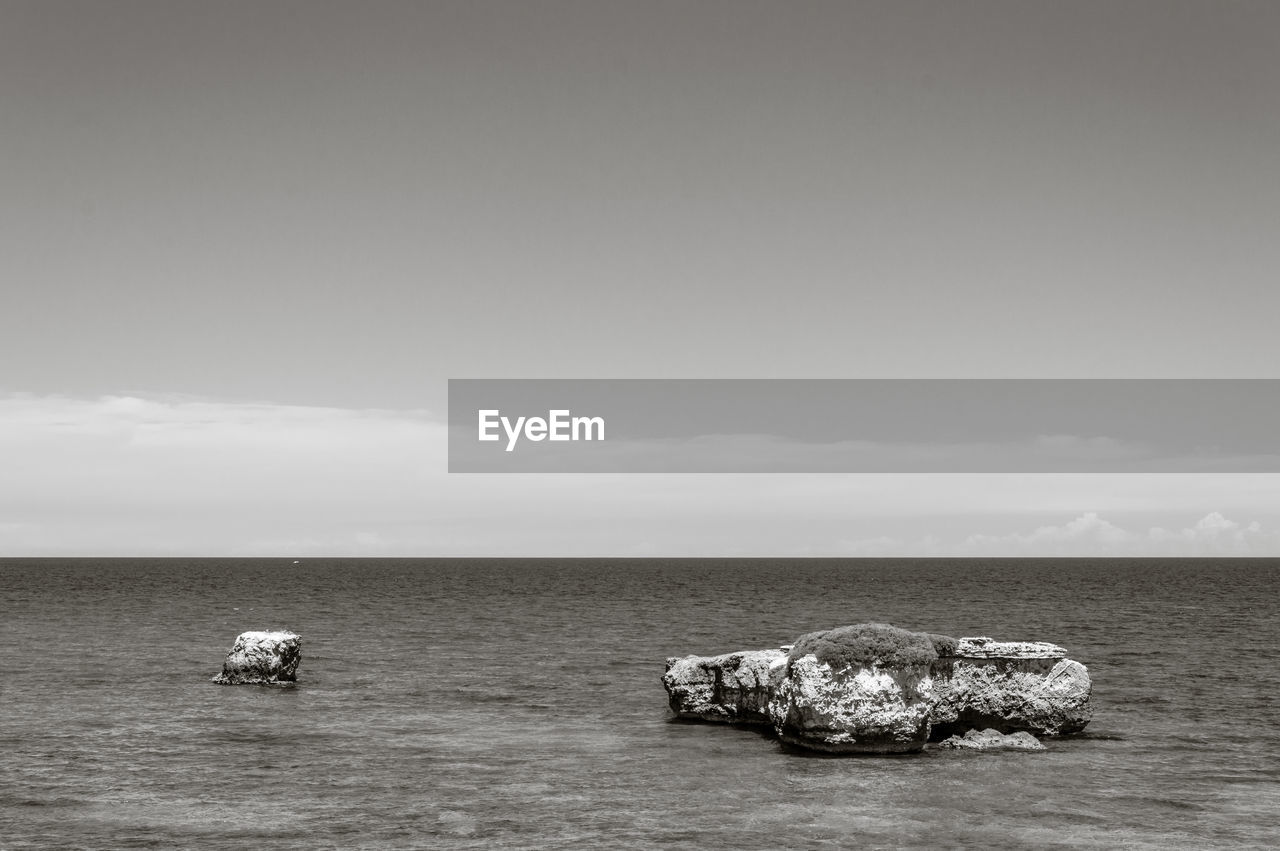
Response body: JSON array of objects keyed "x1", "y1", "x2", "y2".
[
  {"x1": 923, "y1": 632, "x2": 959, "y2": 658},
  {"x1": 788, "y1": 623, "x2": 941, "y2": 670}
]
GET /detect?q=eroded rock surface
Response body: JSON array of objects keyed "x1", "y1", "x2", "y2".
[
  {"x1": 935, "y1": 728, "x2": 1046, "y2": 751},
  {"x1": 931, "y1": 637, "x2": 1092, "y2": 737},
  {"x1": 663, "y1": 649, "x2": 786, "y2": 724},
  {"x1": 662, "y1": 628, "x2": 1092, "y2": 754},
  {"x1": 212, "y1": 630, "x2": 302, "y2": 685},
  {"x1": 770, "y1": 654, "x2": 935, "y2": 753},
  {"x1": 953, "y1": 637, "x2": 1067, "y2": 658}
]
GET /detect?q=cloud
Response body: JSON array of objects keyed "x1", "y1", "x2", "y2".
[
  {"x1": 1146, "y1": 511, "x2": 1268, "y2": 555},
  {"x1": 958, "y1": 511, "x2": 1280, "y2": 556},
  {"x1": 961, "y1": 512, "x2": 1130, "y2": 554},
  {"x1": 0, "y1": 393, "x2": 449, "y2": 553}
]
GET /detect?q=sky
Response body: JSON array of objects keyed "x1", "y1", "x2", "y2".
[{"x1": 2, "y1": 1, "x2": 1278, "y2": 555}]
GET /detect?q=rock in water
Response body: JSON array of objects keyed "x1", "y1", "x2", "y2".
[
  {"x1": 931, "y1": 637, "x2": 1092, "y2": 737},
  {"x1": 663, "y1": 649, "x2": 786, "y2": 724},
  {"x1": 935, "y1": 728, "x2": 1046, "y2": 751},
  {"x1": 769, "y1": 624, "x2": 937, "y2": 754},
  {"x1": 212, "y1": 630, "x2": 301, "y2": 685}
]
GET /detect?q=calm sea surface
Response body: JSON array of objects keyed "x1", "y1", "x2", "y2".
[{"x1": 1, "y1": 558, "x2": 1278, "y2": 849}]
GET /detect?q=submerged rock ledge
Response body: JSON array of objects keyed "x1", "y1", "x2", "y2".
[
  {"x1": 663, "y1": 624, "x2": 1092, "y2": 754},
  {"x1": 936, "y1": 728, "x2": 1047, "y2": 752}
]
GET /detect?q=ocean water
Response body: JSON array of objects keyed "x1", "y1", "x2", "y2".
[{"x1": 1, "y1": 558, "x2": 1278, "y2": 849}]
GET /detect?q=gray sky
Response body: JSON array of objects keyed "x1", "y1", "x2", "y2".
[{"x1": 2, "y1": 1, "x2": 1278, "y2": 554}]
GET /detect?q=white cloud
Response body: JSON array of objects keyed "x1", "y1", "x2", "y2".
[
  {"x1": 1145, "y1": 511, "x2": 1269, "y2": 555},
  {"x1": 958, "y1": 511, "x2": 1280, "y2": 556}
]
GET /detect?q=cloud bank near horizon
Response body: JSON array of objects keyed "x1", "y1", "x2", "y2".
[
  {"x1": 1, "y1": 393, "x2": 1278, "y2": 557},
  {"x1": 838, "y1": 511, "x2": 1279, "y2": 557}
]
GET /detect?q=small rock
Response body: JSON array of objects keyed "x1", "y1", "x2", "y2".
[{"x1": 212, "y1": 630, "x2": 301, "y2": 685}]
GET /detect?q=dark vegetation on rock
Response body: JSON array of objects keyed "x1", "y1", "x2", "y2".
[
  {"x1": 922, "y1": 633, "x2": 959, "y2": 657},
  {"x1": 788, "y1": 623, "x2": 939, "y2": 671}
]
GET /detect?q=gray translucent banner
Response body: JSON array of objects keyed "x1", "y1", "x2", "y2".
[{"x1": 447, "y1": 379, "x2": 1280, "y2": 473}]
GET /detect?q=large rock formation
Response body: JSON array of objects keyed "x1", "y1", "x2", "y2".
[
  {"x1": 212, "y1": 630, "x2": 302, "y2": 685},
  {"x1": 768, "y1": 624, "x2": 938, "y2": 754},
  {"x1": 930, "y1": 637, "x2": 1092, "y2": 737},
  {"x1": 661, "y1": 627, "x2": 1092, "y2": 754},
  {"x1": 663, "y1": 649, "x2": 786, "y2": 724}
]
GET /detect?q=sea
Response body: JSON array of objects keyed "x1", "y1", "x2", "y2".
[{"x1": 1, "y1": 558, "x2": 1278, "y2": 849}]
